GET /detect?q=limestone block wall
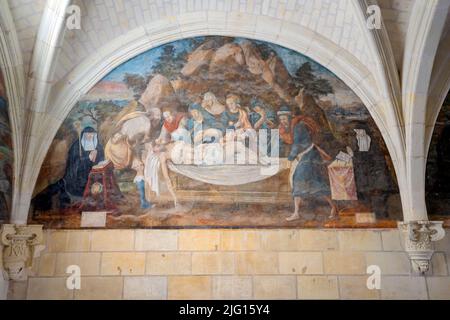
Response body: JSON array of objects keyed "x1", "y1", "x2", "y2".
[
  {"x1": 0, "y1": 275, "x2": 7, "y2": 299},
  {"x1": 9, "y1": 229, "x2": 450, "y2": 300}
]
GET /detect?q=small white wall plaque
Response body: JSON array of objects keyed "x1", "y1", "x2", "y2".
[
  {"x1": 355, "y1": 212, "x2": 377, "y2": 224},
  {"x1": 81, "y1": 212, "x2": 108, "y2": 228}
]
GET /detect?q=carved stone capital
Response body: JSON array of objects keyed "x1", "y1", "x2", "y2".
[
  {"x1": 398, "y1": 221, "x2": 446, "y2": 274},
  {"x1": 0, "y1": 224, "x2": 44, "y2": 281}
]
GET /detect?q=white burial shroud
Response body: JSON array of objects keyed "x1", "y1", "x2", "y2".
[
  {"x1": 145, "y1": 141, "x2": 282, "y2": 188},
  {"x1": 167, "y1": 141, "x2": 281, "y2": 186},
  {"x1": 167, "y1": 162, "x2": 281, "y2": 186}
]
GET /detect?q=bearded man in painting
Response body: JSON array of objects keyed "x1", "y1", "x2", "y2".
[{"x1": 284, "y1": 108, "x2": 337, "y2": 222}]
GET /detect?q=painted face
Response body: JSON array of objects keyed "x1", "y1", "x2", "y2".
[
  {"x1": 279, "y1": 115, "x2": 290, "y2": 127},
  {"x1": 163, "y1": 111, "x2": 174, "y2": 123},
  {"x1": 190, "y1": 109, "x2": 202, "y2": 121},
  {"x1": 226, "y1": 98, "x2": 238, "y2": 111},
  {"x1": 81, "y1": 131, "x2": 98, "y2": 152},
  {"x1": 254, "y1": 106, "x2": 262, "y2": 113},
  {"x1": 84, "y1": 132, "x2": 96, "y2": 140},
  {"x1": 202, "y1": 96, "x2": 213, "y2": 109}
]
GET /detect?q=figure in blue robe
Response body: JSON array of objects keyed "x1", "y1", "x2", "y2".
[
  {"x1": 277, "y1": 106, "x2": 294, "y2": 158},
  {"x1": 286, "y1": 117, "x2": 337, "y2": 221},
  {"x1": 202, "y1": 107, "x2": 226, "y2": 133},
  {"x1": 221, "y1": 110, "x2": 241, "y2": 130},
  {"x1": 187, "y1": 103, "x2": 225, "y2": 143},
  {"x1": 289, "y1": 121, "x2": 329, "y2": 197}
]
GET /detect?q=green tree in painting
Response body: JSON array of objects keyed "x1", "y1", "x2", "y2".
[
  {"x1": 124, "y1": 44, "x2": 189, "y2": 97},
  {"x1": 294, "y1": 62, "x2": 334, "y2": 97},
  {"x1": 186, "y1": 37, "x2": 203, "y2": 52},
  {"x1": 60, "y1": 101, "x2": 121, "y2": 142},
  {"x1": 152, "y1": 44, "x2": 187, "y2": 80},
  {"x1": 123, "y1": 73, "x2": 147, "y2": 98},
  {"x1": 256, "y1": 42, "x2": 276, "y2": 60}
]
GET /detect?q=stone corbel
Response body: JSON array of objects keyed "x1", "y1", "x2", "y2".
[
  {"x1": 0, "y1": 224, "x2": 44, "y2": 281},
  {"x1": 398, "y1": 221, "x2": 446, "y2": 274}
]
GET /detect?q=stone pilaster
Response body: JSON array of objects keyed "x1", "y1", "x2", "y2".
[{"x1": 0, "y1": 225, "x2": 44, "y2": 281}]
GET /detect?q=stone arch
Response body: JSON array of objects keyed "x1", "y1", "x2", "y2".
[
  {"x1": 0, "y1": 1, "x2": 25, "y2": 223},
  {"x1": 15, "y1": 13, "x2": 405, "y2": 224}
]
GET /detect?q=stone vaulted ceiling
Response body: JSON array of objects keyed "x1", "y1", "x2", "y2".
[
  {"x1": 379, "y1": 0, "x2": 415, "y2": 71},
  {"x1": 7, "y1": 0, "x2": 46, "y2": 77},
  {"x1": 9, "y1": 0, "x2": 412, "y2": 81}
]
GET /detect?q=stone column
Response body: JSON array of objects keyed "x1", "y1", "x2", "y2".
[{"x1": 398, "y1": 0, "x2": 450, "y2": 275}]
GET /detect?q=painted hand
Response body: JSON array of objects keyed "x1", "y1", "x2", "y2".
[{"x1": 89, "y1": 150, "x2": 98, "y2": 162}]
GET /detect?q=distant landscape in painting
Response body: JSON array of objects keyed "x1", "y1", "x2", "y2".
[
  {"x1": 0, "y1": 70, "x2": 13, "y2": 223},
  {"x1": 30, "y1": 36, "x2": 402, "y2": 229}
]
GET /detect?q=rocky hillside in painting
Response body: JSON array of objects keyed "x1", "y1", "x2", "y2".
[
  {"x1": 136, "y1": 38, "x2": 299, "y2": 113},
  {"x1": 128, "y1": 37, "x2": 345, "y2": 155}
]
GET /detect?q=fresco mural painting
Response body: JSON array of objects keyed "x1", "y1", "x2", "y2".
[
  {"x1": 29, "y1": 36, "x2": 402, "y2": 229},
  {"x1": 0, "y1": 70, "x2": 13, "y2": 223}
]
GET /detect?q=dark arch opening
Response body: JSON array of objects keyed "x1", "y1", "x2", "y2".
[
  {"x1": 426, "y1": 91, "x2": 450, "y2": 220},
  {"x1": 0, "y1": 70, "x2": 13, "y2": 223}
]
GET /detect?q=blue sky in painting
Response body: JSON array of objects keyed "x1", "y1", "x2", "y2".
[
  {"x1": 102, "y1": 36, "x2": 333, "y2": 83},
  {"x1": 103, "y1": 39, "x2": 195, "y2": 81}
]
